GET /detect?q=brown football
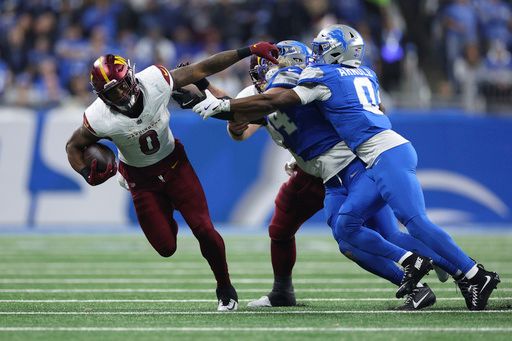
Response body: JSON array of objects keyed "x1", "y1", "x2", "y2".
[{"x1": 83, "y1": 143, "x2": 116, "y2": 172}]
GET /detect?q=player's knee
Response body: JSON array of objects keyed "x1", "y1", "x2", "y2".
[
  {"x1": 269, "y1": 223, "x2": 295, "y2": 242},
  {"x1": 156, "y1": 243, "x2": 177, "y2": 258},
  {"x1": 334, "y1": 213, "x2": 364, "y2": 241}
]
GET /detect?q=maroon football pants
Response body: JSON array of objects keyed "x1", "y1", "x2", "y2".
[
  {"x1": 119, "y1": 140, "x2": 231, "y2": 288},
  {"x1": 269, "y1": 168, "x2": 325, "y2": 277}
]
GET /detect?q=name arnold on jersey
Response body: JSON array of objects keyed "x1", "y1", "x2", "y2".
[{"x1": 337, "y1": 67, "x2": 373, "y2": 78}]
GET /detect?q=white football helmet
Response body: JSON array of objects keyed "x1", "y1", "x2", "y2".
[{"x1": 311, "y1": 24, "x2": 365, "y2": 67}]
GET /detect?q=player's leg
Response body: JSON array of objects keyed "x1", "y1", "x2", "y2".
[
  {"x1": 249, "y1": 169, "x2": 325, "y2": 307},
  {"x1": 328, "y1": 160, "x2": 434, "y2": 297},
  {"x1": 368, "y1": 142, "x2": 500, "y2": 309},
  {"x1": 130, "y1": 189, "x2": 178, "y2": 257},
  {"x1": 325, "y1": 186, "x2": 435, "y2": 310},
  {"x1": 165, "y1": 141, "x2": 237, "y2": 310},
  {"x1": 368, "y1": 204, "x2": 461, "y2": 279}
]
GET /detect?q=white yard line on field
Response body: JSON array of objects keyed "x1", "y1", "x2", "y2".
[
  {"x1": 0, "y1": 310, "x2": 511, "y2": 315},
  {"x1": 0, "y1": 297, "x2": 509, "y2": 303},
  {"x1": 0, "y1": 288, "x2": 511, "y2": 293},
  {"x1": 0, "y1": 327, "x2": 511, "y2": 332},
  {"x1": 0, "y1": 278, "x2": 510, "y2": 284}
]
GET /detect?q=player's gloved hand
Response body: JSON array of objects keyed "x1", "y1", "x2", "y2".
[
  {"x1": 171, "y1": 87, "x2": 207, "y2": 109},
  {"x1": 238, "y1": 42, "x2": 279, "y2": 64},
  {"x1": 284, "y1": 159, "x2": 298, "y2": 176},
  {"x1": 117, "y1": 173, "x2": 130, "y2": 191},
  {"x1": 250, "y1": 42, "x2": 279, "y2": 64},
  {"x1": 192, "y1": 89, "x2": 230, "y2": 119},
  {"x1": 85, "y1": 159, "x2": 117, "y2": 186},
  {"x1": 227, "y1": 121, "x2": 249, "y2": 139}
]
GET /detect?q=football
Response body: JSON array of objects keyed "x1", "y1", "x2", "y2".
[{"x1": 83, "y1": 143, "x2": 116, "y2": 172}]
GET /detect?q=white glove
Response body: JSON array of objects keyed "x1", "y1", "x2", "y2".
[
  {"x1": 284, "y1": 158, "x2": 298, "y2": 176},
  {"x1": 117, "y1": 173, "x2": 130, "y2": 191},
  {"x1": 192, "y1": 89, "x2": 230, "y2": 119}
]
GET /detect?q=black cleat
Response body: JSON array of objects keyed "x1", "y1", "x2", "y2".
[
  {"x1": 455, "y1": 276, "x2": 472, "y2": 309},
  {"x1": 247, "y1": 290, "x2": 296, "y2": 308},
  {"x1": 216, "y1": 285, "x2": 238, "y2": 311},
  {"x1": 466, "y1": 264, "x2": 500, "y2": 311},
  {"x1": 396, "y1": 283, "x2": 436, "y2": 310},
  {"x1": 396, "y1": 253, "x2": 433, "y2": 298}
]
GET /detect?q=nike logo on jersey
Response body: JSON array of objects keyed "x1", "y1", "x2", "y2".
[
  {"x1": 171, "y1": 161, "x2": 179, "y2": 169},
  {"x1": 480, "y1": 275, "x2": 491, "y2": 293},
  {"x1": 412, "y1": 292, "x2": 429, "y2": 309},
  {"x1": 414, "y1": 258, "x2": 423, "y2": 270}
]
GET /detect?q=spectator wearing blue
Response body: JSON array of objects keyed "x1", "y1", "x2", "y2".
[
  {"x1": 475, "y1": 0, "x2": 512, "y2": 47},
  {"x1": 442, "y1": 0, "x2": 478, "y2": 82}
]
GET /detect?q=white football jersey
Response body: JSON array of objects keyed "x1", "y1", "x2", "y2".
[{"x1": 84, "y1": 65, "x2": 175, "y2": 167}]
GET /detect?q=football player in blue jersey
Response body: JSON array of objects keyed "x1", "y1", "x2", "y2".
[
  {"x1": 193, "y1": 27, "x2": 500, "y2": 310},
  {"x1": 189, "y1": 40, "x2": 471, "y2": 309}
]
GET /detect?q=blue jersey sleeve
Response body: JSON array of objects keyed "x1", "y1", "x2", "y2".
[
  {"x1": 297, "y1": 65, "x2": 328, "y2": 86},
  {"x1": 265, "y1": 66, "x2": 301, "y2": 90}
]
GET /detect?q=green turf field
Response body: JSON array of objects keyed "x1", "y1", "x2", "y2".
[{"x1": 0, "y1": 233, "x2": 510, "y2": 340}]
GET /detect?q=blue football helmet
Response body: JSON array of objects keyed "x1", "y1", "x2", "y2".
[
  {"x1": 276, "y1": 40, "x2": 312, "y2": 67},
  {"x1": 311, "y1": 24, "x2": 365, "y2": 67}
]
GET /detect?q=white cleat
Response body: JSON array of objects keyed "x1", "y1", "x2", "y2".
[
  {"x1": 433, "y1": 265, "x2": 450, "y2": 283},
  {"x1": 247, "y1": 296, "x2": 272, "y2": 308},
  {"x1": 217, "y1": 298, "x2": 238, "y2": 311}
]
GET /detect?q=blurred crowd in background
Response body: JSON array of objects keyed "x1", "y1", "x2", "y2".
[{"x1": 1, "y1": 0, "x2": 512, "y2": 114}]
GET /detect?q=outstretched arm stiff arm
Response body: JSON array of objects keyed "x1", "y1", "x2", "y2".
[
  {"x1": 170, "y1": 43, "x2": 278, "y2": 89},
  {"x1": 193, "y1": 87, "x2": 303, "y2": 122}
]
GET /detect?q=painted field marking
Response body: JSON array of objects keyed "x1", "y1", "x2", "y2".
[
  {"x1": 0, "y1": 310, "x2": 511, "y2": 315},
  {"x1": 0, "y1": 327, "x2": 511, "y2": 332},
  {"x1": 2, "y1": 278, "x2": 511, "y2": 284},
  {"x1": 0, "y1": 297, "x2": 509, "y2": 303},
  {"x1": 0, "y1": 288, "x2": 511, "y2": 293}
]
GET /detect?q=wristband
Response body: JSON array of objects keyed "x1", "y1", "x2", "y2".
[
  {"x1": 236, "y1": 46, "x2": 251, "y2": 60},
  {"x1": 211, "y1": 111, "x2": 235, "y2": 121},
  {"x1": 79, "y1": 167, "x2": 90, "y2": 181},
  {"x1": 194, "y1": 78, "x2": 210, "y2": 91}
]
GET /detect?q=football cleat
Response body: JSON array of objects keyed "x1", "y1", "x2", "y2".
[
  {"x1": 466, "y1": 264, "x2": 500, "y2": 311},
  {"x1": 433, "y1": 264, "x2": 450, "y2": 283},
  {"x1": 216, "y1": 285, "x2": 238, "y2": 312},
  {"x1": 396, "y1": 253, "x2": 433, "y2": 298},
  {"x1": 247, "y1": 290, "x2": 297, "y2": 308},
  {"x1": 396, "y1": 283, "x2": 436, "y2": 310},
  {"x1": 455, "y1": 276, "x2": 472, "y2": 309}
]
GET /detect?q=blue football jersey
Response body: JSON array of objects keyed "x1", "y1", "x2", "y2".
[
  {"x1": 265, "y1": 66, "x2": 342, "y2": 161},
  {"x1": 297, "y1": 64, "x2": 391, "y2": 150}
]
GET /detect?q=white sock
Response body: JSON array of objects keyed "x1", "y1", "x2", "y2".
[
  {"x1": 398, "y1": 251, "x2": 413, "y2": 265},
  {"x1": 465, "y1": 264, "x2": 479, "y2": 279}
]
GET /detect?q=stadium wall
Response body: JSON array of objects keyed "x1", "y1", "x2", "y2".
[{"x1": 1, "y1": 106, "x2": 511, "y2": 232}]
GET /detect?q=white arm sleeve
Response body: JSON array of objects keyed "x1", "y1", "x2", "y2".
[{"x1": 292, "y1": 84, "x2": 331, "y2": 105}]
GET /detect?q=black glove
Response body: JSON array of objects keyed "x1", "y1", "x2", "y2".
[{"x1": 171, "y1": 88, "x2": 207, "y2": 109}]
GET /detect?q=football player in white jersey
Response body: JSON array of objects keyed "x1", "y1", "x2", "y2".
[{"x1": 65, "y1": 43, "x2": 278, "y2": 311}]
